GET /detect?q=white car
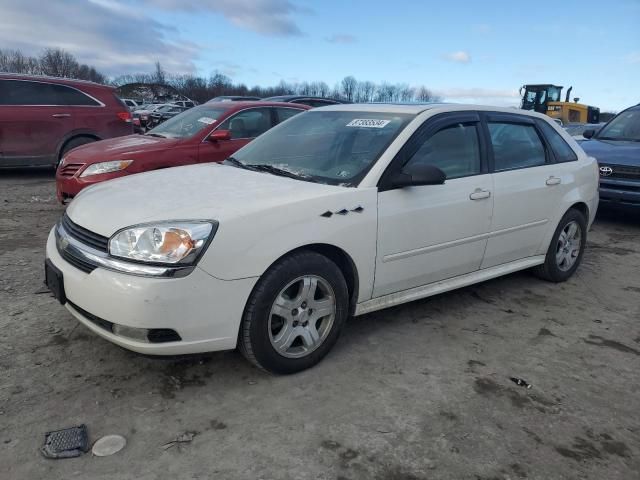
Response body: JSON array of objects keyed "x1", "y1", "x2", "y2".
[
  {"x1": 45, "y1": 104, "x2": 599, "y2": 373},
  {"x1": 121, "y1": 98, "x2": 140, "y2": 110}
]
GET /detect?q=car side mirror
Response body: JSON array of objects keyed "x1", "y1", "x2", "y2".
[
  {"x1": 208, "y1": 130, "x2": 231, "y2": 142},
  {"x1": 582, "y1": 129, "x2": 595, "y2": 139},
  {"x1": 389, "y1": 164, "x2": 446, "y2": 189}
]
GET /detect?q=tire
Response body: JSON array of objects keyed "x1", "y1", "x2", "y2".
[
  {"x1": 57, "y1": 137, "x2": 95, "y2": 168},
  {"x1": 238, "y1": 251, "x2": 349, "y2": 374},
  {"x1": 533, "y1": 208, "x2": 587, "y2": 282}
]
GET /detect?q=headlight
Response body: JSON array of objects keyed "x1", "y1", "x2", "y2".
[
  {"x1": 80, "y1": 160, "x2": 133, "y2": 177},
  {"x1": 109, "y1": 221, "x2": 217, "y2": 265}
]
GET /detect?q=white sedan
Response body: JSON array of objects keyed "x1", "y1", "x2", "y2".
[{"x1": 45, "y1": 103, "x2": 599, "y2": 373}]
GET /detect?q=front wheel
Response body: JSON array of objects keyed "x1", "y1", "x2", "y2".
[
  {"x1": 533, "y1": 208, "x2": 587, "y2": 282},
  {"x1": 238, "y1": 251, "x2": 349, "y2": 374}
]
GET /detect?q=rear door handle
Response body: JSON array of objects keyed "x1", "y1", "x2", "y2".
[
  {"x1": 546, "y1": 176, "x2": 562, "y2": 186},
  {"x1": 52, "y1": 113, "x2": 71, "y2": 118},
  {"x1": 469, "y1": 189, "x2": 491, "y2": 200}
]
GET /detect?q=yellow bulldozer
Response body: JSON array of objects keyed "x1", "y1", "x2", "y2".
[{"x1": 520, "y1": 84, "x2": 600, "y2": 124}]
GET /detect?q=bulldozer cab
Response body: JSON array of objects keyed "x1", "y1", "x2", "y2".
[
  {"x1": 520, "y1": 84, "x2": 563, "y2": 114},
  {"x1": 520, "y1": 84, "x2": 600, "y2": 124}
]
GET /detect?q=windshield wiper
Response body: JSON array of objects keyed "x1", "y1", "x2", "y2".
[
  {"x1": 145, "y1": 132, "x2": 166, "y2": 138},
  {"x1": 224, "y1": 156, "x2": 252, "y2": 170},
  {"x1": 245, "y1": 164, "x2": 310, "y2": 181}
]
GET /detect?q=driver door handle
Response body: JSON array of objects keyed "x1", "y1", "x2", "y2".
[
  {"x1": 546, "y1": 176, "x2": 562, "y2": 186},
  {"x1": 469, "y1": 189, "x2": 491, "y2": 201},
  {"x1": 52, "y1": 113, "x2": 71, "y2": 118}
]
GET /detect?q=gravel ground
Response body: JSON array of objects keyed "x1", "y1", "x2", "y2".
[{"x1": 1, "y1": 169, "x2": 639, "y2": 480}]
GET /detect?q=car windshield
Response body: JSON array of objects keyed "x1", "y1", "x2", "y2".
[
  {"x1": 146, "y1": 105, "x2": 227, "y2": 139},
  {"x1": 229, "y1": 111, "x2": 413, "y2": 186},
  {"x1": 564, "y1": 124, "x2": 592, "y2": 136},
  {"x1": 597, "y1": 109, "x2": 640, "y2": 141}
]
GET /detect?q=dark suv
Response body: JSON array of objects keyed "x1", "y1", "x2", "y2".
[
  {"x1": 0, "y1": 74, "x2": 133, "y2": 167},
  {"x1": 581, "y1": 104, "x2": 640, "y2": 208}
]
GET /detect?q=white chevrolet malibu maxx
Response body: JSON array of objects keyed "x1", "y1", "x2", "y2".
[{"x1": 45, "y1": 104, "x2": 599, "y2": 373}]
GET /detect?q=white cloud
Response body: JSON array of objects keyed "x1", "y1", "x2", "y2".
[
  {"x1": 144, "y1": 0, "x2": 307, "y2": 36},
  {"x1": 443, "y1": 51, "x2": 471, "y2": 64},
  {"x1": 625, "y1": 52, "x2": 640, "y2": 64},
  {"x1": 325, "y1": 34, "x2": 357, "y2": 44},
  {"x1": 0, "y1": 0, "x2": 199, "y2": 75},
  {"x1": 435, "y1": 88, "x2": 520, "y2": 107}
]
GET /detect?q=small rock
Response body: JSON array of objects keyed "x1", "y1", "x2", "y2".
[{"x1": 92, "y1": 435, "x2": 127, "y2": 457}]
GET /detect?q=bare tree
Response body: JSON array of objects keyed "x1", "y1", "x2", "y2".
[
  {"x1": 153, "y1": 61, "x2": 165, "y2": 85},
  {"x1": 39, "y1": 48, "x2": 79, "y2": 77},
  {"x1": 341, "y1": 76, "x2": 357, "y2": 102},
  {"x1": 415, "y1": 86, "x2": 439, "y2": 102}
]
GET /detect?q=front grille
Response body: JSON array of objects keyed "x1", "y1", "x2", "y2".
[
  {"x1": 601, "y1": 183, "x2": 640, "y2": 193},
  {"x1": 59, "y1": 163, "x2": 84, "y2": 178},
  {"x1": 61, "y1": 214, "x2": 109, "y2": 252},
  {"x1": 600, "y1": 164, "x2": 640, "y2": 180},
  {"x1": 61, "y1": 249, "x2": 97, "y2": 274}
]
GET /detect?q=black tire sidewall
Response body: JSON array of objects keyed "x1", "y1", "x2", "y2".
[
  {"x1": 243, "y1": 252, "x2": 349, "y2": 374},
  {"x1": 544, "y1": 209, "x2": 588, "y2": 281}
]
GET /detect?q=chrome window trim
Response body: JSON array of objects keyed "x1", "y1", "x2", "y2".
[
  {"x1": 0, "y1": 78, "x2": 106, "y2": 107},
  {"x1": 55, "y1": 222, "x2": 194, "y2": 278}
]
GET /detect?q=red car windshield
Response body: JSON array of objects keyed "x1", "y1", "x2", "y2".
[{"x1": 147, "y1": 105, "x2": 227, "y2": 139}]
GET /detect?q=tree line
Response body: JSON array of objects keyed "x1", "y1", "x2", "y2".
[{"x1": 1, "y1": 48, "x2": 441, "y2": 104}]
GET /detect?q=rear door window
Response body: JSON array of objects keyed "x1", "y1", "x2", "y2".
[
  {"x1": 538, "y1": 121, "x2": 578, "y2": 162},
  {"x1": 488, "y1": 122, "x2": 546, "y2": 171},
  {"x1": 50, "y1": 84, "x2": 100, "y2": 106}
]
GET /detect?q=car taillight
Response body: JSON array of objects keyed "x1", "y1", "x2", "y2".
[{"x1": 117, "y1": 111, "x2": 132, "y2": 123}]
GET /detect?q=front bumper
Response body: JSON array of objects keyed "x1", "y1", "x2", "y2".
[
  {"x1": 55, "y1": 167, "x2": 130, "y2": 203},
  {"x1": 599, "y1": 178, "x2": 640, "y2": 207},
  {"x1": 46, "y1": 228, "x2": 258, "y2": 355}
]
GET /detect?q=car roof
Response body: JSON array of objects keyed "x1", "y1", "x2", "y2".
[
  {"x1": 263, "y1": 95, "x2": 343, "y2": 102},
  {"x1": 0, "y1": 72, "x2": 111, "y2": 89},
  {"x1": 313, "y1": 102, "x2": 554, "y2": 119},
  {"x1": 199, "y1": 101, "x2": 312, "y2": 111}
]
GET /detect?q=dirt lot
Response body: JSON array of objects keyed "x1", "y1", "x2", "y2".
[{"x1": 1, "y1": 169, "x2": 639, "y2": 480}]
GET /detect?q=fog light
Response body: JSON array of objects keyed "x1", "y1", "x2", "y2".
[{"x1": 112, "y1": 324, "x2": 149, "y2": 342}]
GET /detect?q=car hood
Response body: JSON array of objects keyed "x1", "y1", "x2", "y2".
[
  {"x1": 66, "y1": 163, "x2": 345, "y2": 237},
  {"x1": 580, "y1": 138, "x2": 640, "y2": 167},
  {"x1": 66, "y1": 135, "x2": 179, "y2": 163}
]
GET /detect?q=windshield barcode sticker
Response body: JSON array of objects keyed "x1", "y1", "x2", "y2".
[
  {"x1": 197, "y1": 117, "x2": 217, "y2": 124},
  {"x1": 346, "y1": 119, "x2": 390, "y2": 128}
]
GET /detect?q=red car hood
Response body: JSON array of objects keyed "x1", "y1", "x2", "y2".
[{"x1": 65, "y1": 135, "x2": 179, "y2": 163}]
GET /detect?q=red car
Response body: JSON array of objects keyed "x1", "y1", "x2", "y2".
[
  {"x1": 56, "y1": 102, "x2": 310, "y2": 202},
  {"x1": 0, "y1": 73, "x2": 133, "y2": 167}
]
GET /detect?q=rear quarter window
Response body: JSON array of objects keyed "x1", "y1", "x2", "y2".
[{"x1": 538, "y1": 121, "x2": 578, "y2": 162}]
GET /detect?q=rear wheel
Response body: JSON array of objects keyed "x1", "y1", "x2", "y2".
[
  {"x1": 238, "y1": 251, "x2": 348, "y2": 374},
  {"x1": 533, "y1": 209, "x2": 587, "y2": 282}
]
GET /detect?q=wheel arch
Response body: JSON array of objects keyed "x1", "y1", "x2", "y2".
[
  {"x1": 57, "y1": 132, "x2": 101, "y2": 160},
  {"x1": 568, "y1": 201, "x2": 589, "y2": 221},
  {"x1": 269, "y1": 243, "x2": 360, "y2": 316}
]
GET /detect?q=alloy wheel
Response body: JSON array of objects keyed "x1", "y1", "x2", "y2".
[{"x1": 268, "y1": 275, "x2": 336, "y2": 358}]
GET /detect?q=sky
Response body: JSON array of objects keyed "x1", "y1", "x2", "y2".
[{"x1": 1, "y1": 0, "x2": 639, "y2": 111}]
